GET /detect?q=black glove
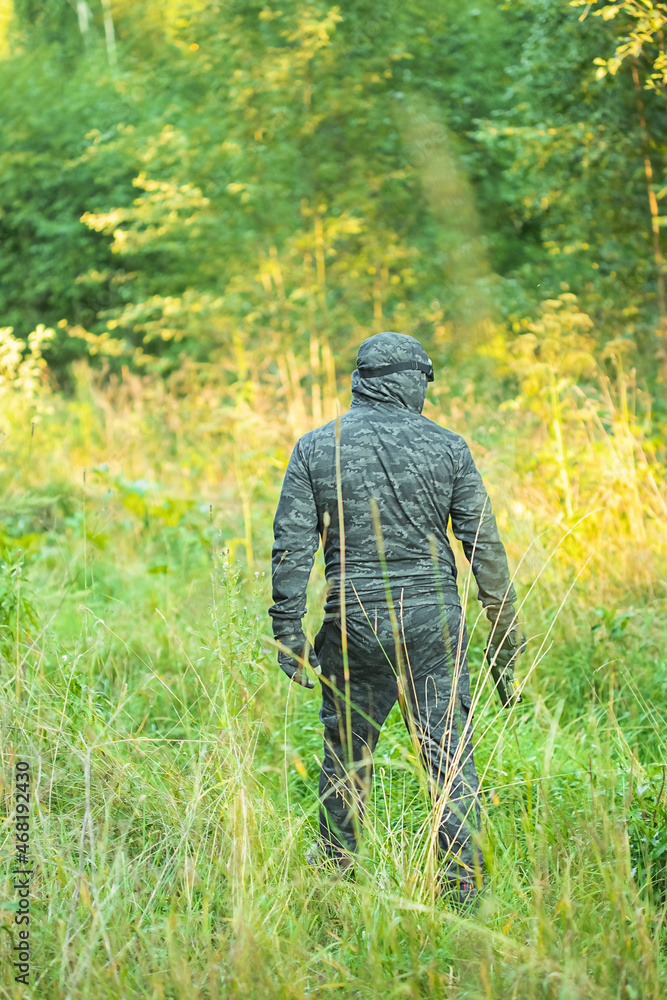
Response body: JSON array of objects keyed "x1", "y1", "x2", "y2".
[
  {"x1": 274, "y1": 628, "x2": 322, "y2": 690},
  {"x1": 485, "y1": 622, "x2": 526, "y2": 708}
]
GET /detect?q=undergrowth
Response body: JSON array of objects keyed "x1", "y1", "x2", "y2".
[{"x1": 0, "y1": 330, "x2": 666, "y2": 998}]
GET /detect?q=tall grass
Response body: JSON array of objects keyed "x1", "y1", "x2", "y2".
[{"x1": 1, "y1": 322, "x2": 667, "y2": 997}]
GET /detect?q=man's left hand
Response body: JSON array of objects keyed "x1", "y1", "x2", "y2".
[{"x1": 485, "y1": 624, "x2": 527, "y2": 708}]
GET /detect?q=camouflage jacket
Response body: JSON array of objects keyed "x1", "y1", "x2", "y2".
[{"x1": 269, "y1": 332, "x2": 516, "y2": 635}]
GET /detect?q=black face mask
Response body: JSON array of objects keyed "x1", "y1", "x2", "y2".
[{"x1": 356, "y1": 358, "x2": 434, "y2": 382}]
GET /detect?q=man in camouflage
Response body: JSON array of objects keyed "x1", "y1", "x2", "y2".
[{"x1": 269, "y1": 331, "x2": 523, "y2": 908}]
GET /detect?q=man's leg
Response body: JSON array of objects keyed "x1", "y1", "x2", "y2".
[
  {"x1": 427, "y1": 698, "x2": 481, "y2": 882},
  {"x1": 401, "y1": 608, "x2": 482, "y2": 884},
  {"x1": 315, "y1": 616, "x2": 397, "y2": 862}
]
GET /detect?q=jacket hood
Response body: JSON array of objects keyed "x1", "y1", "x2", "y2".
[{"x1": 351, "y1": 331, "x2": 430, "y2": 414}]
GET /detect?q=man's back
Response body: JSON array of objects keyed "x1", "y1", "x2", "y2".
[
  {"x1": 271, "y1": 331, "x2": 515, "y2": 625},
  {"x1": 269, "y1": 332, "x2": 523, "y2": 897},
  {"x1": 298, "y1": 402, "x2": 479, "y2": 615}
]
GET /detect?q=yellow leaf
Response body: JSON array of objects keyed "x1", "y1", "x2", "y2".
[{"x1": 293, "y1": 755, "x2": 307, "y2": 778}]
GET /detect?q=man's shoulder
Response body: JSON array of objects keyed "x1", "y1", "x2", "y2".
[
  {"x1": 297, "y1": 418, "x2": 337, "y2": 446},
  {"x1": 415, "y1": 414, "x2": 470, "y2": 453},
  {"x1": 291, "y1": 419, "x2": 337, "y2": 460},
  {"x1": 295, "y1": 412, "x2": 470, "y2": 462}
]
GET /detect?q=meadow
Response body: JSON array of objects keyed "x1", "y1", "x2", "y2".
[
  {"x1": 1, "y1": 313, "x2": 667, "y2": 998},
  {"x1": 3, "y1": 0, "x2": 667, "y2": 992}
]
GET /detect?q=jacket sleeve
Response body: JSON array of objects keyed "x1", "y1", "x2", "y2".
[
  {"x1": 269, "y1": 437, "x2": 320, "y2": 636},
  {"x1": 449, "y1": 440, "x2": 517, "y2": 623}
]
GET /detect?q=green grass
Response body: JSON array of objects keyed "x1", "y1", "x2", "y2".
[{"x1": 1, "y1": 367, "x2": 667, "y2": 998}]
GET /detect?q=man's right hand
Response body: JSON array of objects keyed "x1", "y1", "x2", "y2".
[{"x1": 275, "y1": 629, "x2": 322, "y2": 689}]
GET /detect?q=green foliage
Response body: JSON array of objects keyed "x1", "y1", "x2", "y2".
[
  {"x1": 0, "y1": 287, "x2": 662, "y2": 994},
  {"x1": 1, "y1": 0, "x2": 666, "y2": 398},
  {"x1": 627, "y1": 764, "x2": 667, "y2": 904},
  {"x1": 6, "y1": 0, "x2": 667, "y2": 385},
  {"x1": 0, "y1": 54, "x2": 139, "y2": 367},
  {"x1": 1, "y1": 434, "x2": 667, "y2": 995},
  {"x1": 472, "y1": 0, "x2": 665, "y2": 345},
  {"x1": 1, "y1": 4, "x2": 667, "y2": 989},
  {"x1": 0, "y1": 548, "x2": 38, "y2": 658}
]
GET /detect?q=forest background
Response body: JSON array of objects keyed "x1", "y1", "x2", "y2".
[{"x1": 2, "y1": 0, "x2": 667, "y2": 997}]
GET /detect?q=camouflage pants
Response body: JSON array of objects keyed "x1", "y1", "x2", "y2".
[{"x1": 315, "y1": 605, "x2": 481, "y2": 880}]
